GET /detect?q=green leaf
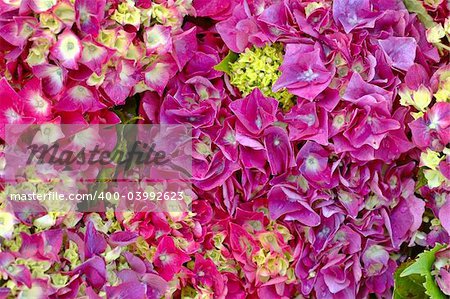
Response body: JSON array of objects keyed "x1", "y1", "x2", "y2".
[
  {"x1": 399, "y1": 244, "x2": 447, "y2": 299},
  {"x1": 112, "y1": 94, "x2": 141, "y2": 124},
  {"x1": 394, "y1": 261, "x2": 426, "y2": 299},
  {"x1": 273, "y1": 121, "x2": 289, "y2": 129},
  {"x1": 401, "y1": 244, "x2": 445, "y2": 277},
  {"x1": 402, "y1": 0, "x2": 437, "y2": 29},
  {"x1": 95, "y1": 167, "x2": 116, "y2": 184},
  {"x1": 214, "y1": 51, "x2": 239, "y2": 75},
  {"x1": 424, "y1": 273, "x2": 447, "y2": 299},
  {"x1": 416, "y1": 168, "x2": 428, "y2": 191}
]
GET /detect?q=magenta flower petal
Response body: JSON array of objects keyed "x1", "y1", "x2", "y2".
[
  {"x1": 410, "y1": 102, "x2": 450, "y2": 149},
  {"x1": 171, "y1": 27, "x2": 197, "y2": 71},
  {"x1": 85, "y1": 221, "x2": 107, "y2": 259},
  {"x1": 285, "y1": 101, "x2": 329, "y2": 145},
  {"x1": 0, "y1": 17, "x2": 37, "y2": 48},
  {"x1": 0, "y1": 78, "x2": 35, "y2": 139},
  {"x1": 193, "y1": 151, "x2": 240, "y2": 191},
  {"x1": 439, "y1": 201, "x2": 450, "y2": 235},
  {"x1": 268, "y1": 185, "x2": 321, "y2": 226},
  {"x1": 229, "y1": 223, "x2": 259, "y2": 263},
  {"x1": 102, "y1": 60, "x2": 139, "y2": 105},
  {"x1": 40, "y1": 229, "x2": 63, "y2": 261},
  {"x1": 141, "y1": 274, "x2": 168, "y2": 299},
  {"x1": 229, "y1": 88, "x2": 278, "y2": 136},
  {"x1": 192, "y1": 254, "x2": 225, "y2": 295},
  {"x1": 144, "y1": 55, "x2": 178, "y2": 96},
  {"x1": 379, "y1": 37, "x2": 417, "y2": 71},
  {"x1": 0, "y1": 288, "x2": 9, "y2": 299},
  {"x1": 109, "y1": 231, "x2": 139, "y2": 247},
  {"x1": 214, "y1": 117, "x2": 239, "y2": 161},
  {"x1": 273, "y1": 46, "x2": 334, "y2": 100},
  {"x1": 263, "y1": 126, "x2": 295, "y2": 175},
  {"x1": 75, "y1": 0, "x2": 105, "y2": 36},
  {"x1": 50, "y1": 29, "x2": 82, "y2": 70},
  {"x1": 153, "y1": 236, "x2": 190, "y2": 281},
  {"x1": 32, "y1": 64, "x2": 67, "y2": 97},
  {"x1": 55, "y1": 83, "x2": 106, "y2": 113},
  {"x1": 216, "y1": 4, "x2": 268, "y2": 53},
  {"x1": 389, "y1": 196, "x2": 425, "y2": 248},
  {"x1": 194, "y1": 0, "x2": 236, "y2": 20},
  {"x1": 19, "y1": 78, "x2": 52, "y2": 121},
  {"x1": 297, "y1": 141, "x2": 336, "y2": 188},
  {"x1": 436, "y1": 269, "x2": 450, "y2": 295},
  {"x1": 159, "y1": 94, "x2": 217, "y2": 128},
  {"x1": 0, "y1": 253, "x2": 32, "y2": 288},
  {"x1": 106, "y1": 281, "x2": 146, "y2": 299},
  {"x1": 332, "y1": 0, "x2": 381, "y2": 33},
  {"x1": 144, "y1": 25, "x2": 172, "y2": 55},
  {"x1": 70, "y1": 256, "x2": 106, "y2": 289},
  {"x1": 124, "y1": 252, "x2": 146, "y2": 274},
  {"x1": 343, "y1": 72, "x2": 392, "y2": 107},
  {"x1": 80, "y1": 36, "x2": 110, "y2": 73}
]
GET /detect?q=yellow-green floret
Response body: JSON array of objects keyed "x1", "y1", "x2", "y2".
[{"x1": 229, "y1": 44, "x2": 295, "y2": 110}]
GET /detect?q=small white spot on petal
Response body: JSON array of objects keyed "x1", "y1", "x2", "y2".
[
  {"x1": 5, "y1": 108, "x2": 21, "y2": 123},
  {"x1": 305, "y1": 155, "x2": 319, "y2": 171},
  {"x1": 30, "y1": 94, "x2": 49, "y2": 114},
  {"x1": 255, "y1": 115, "x2": 262, "y2": 129},
  {"x1": 224, "y1": 131, "x2": 236, "y2": 145},
  {"x1": 347, "y1": 13, "x2": 359, "y2": 26},
  {"x1": 298, "y1": 68, "x2": 319, "y2": 82},
  {"x1": 298, "y1": 114, "x2": 316, "y2": 126},
  {"x1": 333, "y1": 115, "x2": 345, "y2": 129},
  {"x1": 70, "y1": 86, "x2": 91, "y2": 102}
]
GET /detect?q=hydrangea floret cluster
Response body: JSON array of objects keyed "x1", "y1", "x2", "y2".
[
  {"x1": 0, "y1": 0, "x2": 449, "y2": 298},
  {"x1": 228, "y1": 43, "x2": 295, "y2": 109}
]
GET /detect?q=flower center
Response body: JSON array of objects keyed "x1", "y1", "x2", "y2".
[
  {"x1": 306, "y1": 155, "x2": 319, "y2": 171},
  {"x1": 298, "y1": 68, "x2": 319, "y2": 82},
  {"x1": 67, "y1": 41, "x2": 74, "y2": 50},
  {"x1": 333, "y1": 115, "x2": 345, "y2": 128},
  {"x1": 80, "y1": 12, "x2": 88, "y2": 22},
  {"x1": 36, "y1": 99, "x2": 45, "y2": 108},
  {"x1": 77, "y1": 86, "x2": 86, "y2": 94},
  {"x1": 298, "y1": 114, "x2": 316, "y2": 126},
  {"x1": 224, "y1": 131, "x2": 236, "y2": 145},
  {"x1": 389, "y1": 176, "x2": 398, "y2": 189},
  {"x1": 255, "y1": 115, "x2": 262, "y2": 129},
  {"x1": 5, "y1": 108, "x2": 21, "y2": 123}
]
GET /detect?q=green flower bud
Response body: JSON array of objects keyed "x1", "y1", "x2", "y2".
[{"x1": 230, "y1": 44, "x2": 295, "y2": 110}]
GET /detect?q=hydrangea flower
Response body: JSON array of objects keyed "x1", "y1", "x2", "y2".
[
  {"x1": 273, "y1": 43, "x2": 335, "y2": 101},
  {"x1": 229, "y1": 43, "x2": 294, "y2": 109}
]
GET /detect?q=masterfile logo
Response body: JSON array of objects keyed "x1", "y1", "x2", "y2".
[{"x1": 2, "y1": 124, "x2": 193, "y2": 212}]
